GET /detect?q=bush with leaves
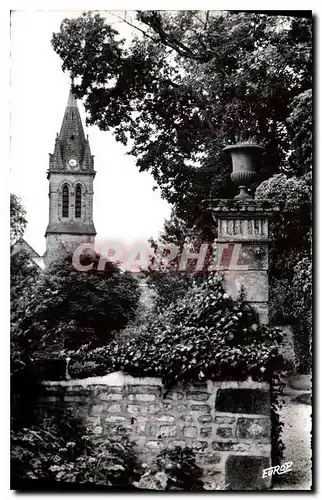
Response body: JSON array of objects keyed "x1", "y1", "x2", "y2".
[
  {"x1": 137, "y1": 447, "x2": 204, "y2": 490},
  {"x1": 72, "y1": 276, "x2": 284, "y2": 385},
  {"x1": 11, "y1": 409, "x2": 140, "y2": 488},
  {"x1": 290, "y1": 257, "x2": 312, "y2": 373},
  {"x1": 13, "y1": 253, "x2": 141, "y2": 355},
  {"x1": 255, "y1": 173, "x2": 311, "y2": 372},
  {"x1": 155, "y1": 447, "x2": 204, "y2": 490}
]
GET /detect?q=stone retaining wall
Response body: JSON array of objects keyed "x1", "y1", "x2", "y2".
[{"x1": 38, "y1": 371, "x2": 272, "y2": 490}]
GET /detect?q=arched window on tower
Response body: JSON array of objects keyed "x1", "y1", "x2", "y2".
[
  {"x1": 75, "y1": 184, "x2": 82, "y2": 218},
  {"x1": 62, "y1": 184, "x2": 69, "y2": 218}
]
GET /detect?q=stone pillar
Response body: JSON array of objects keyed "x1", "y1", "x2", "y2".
[{"x1": 209, "y1": 143, "x2": 280, "y2": 325}]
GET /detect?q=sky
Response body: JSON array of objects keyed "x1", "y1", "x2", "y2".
[{"x1": 10, "y1": 10, "x2": 172, "y2": 257}]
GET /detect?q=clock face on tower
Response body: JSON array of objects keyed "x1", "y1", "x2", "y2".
[{"x1": 69, "y1": 158, "x2": 77, "y2": 167}]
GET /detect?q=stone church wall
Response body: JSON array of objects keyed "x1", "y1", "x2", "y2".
[
  {"x1": 38, "y1": 371, "x2": 272, "y2": 490},
  {"x1": 45, "y1": 233, "x2": 95, "y2": 264}
]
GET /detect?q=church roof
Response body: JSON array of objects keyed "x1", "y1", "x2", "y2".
[
  {"x1": 59, "y1": 89, "x2": 86, "y2": 143},
  {"x1": 48, "y1": 86, "x2": 94, "y2": 173},
  {"x1": 11, "y1": 237, "x2": 41, "y2": 259},
  {"x1": 66, "y1": 89, "x2": 78, "y2": 108},
  {"x1": 45, "y1": 221, "x2": 97, "y2": 236}
]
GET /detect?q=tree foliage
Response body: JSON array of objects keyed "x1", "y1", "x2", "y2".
[
  {"x1": 255, "y1": 173, "x2": 312, "y2": 370},
  {"x1": 10, "y1": 194, "x2": 27, "y2": 244},
  {"x1": 52, "y1": 11, "x2": 312, "y2": 231},
  {"x1": 51, "y1": 11, "x2": 312, "y2": 372},
  {"x1": 12, "y1": 253, "x2": 141, "y2": 356}
]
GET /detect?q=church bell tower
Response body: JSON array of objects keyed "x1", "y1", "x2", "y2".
[{"x1": 45, "y1": 88, "x2": 96, "y2": 264}]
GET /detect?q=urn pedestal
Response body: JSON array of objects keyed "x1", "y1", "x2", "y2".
[{"x1": 208, "y1": 143, "x2": 280, "y2": 324}]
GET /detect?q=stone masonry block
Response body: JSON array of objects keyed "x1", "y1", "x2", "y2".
[
  {"x1": 212, "y1": 442, "x2": 251, "y2": 452},
  {"x1": 105, "y1": 416, "x2": 126, "y2": 423},
  {"x1": 254, "y1": 443, "x2": 271, "y2": 455},
  {"x1": 198, "y1": 415, "x2": 212, "y2": 424},
  {"x1": 164, "y1": 391, "x2": 184, "y2": 400},
  {"x1": 236, "y1": 418, "x2": 271, "y2": 441},
  {"x1": 126, "y1": 404, "x2": 141, "y2": 413},
  {"x1": 216, "y1": 389, "x2": 270, "y2": 415},
  {"x1": 148, "y1": 404, "x2": 162, "y2": 413},
  {"x1": 215, "y1": 416, "x2": 236, "y2": 424},
  {"x1": 156, "y1": 415, "x2": 175, "y2": 423},
  {"x1": 216, "y1": 427, "x2": 233, "y2": 439},
  {"x1": 99, "y1": 393, "x2": 123, "y2": 401},
  {"x1": 223, "y1": 271, "x2": 268, "y2": 302},
  {"x1": 128, "y1": 385, "x2": 162, "y2": 396},
  {"x1": 128, "y1": 394, "x2": 156, "y2": 402},
  {"x1": 181, "y1": 414, "x2": 194, "y2": 422},
  {"x1": 183, "y1": 426, "x2": 198, "y2": 438},
  {"x1": 191, "y1": 405, "x2": 211, "y2": 413},
  {"x1": 159, "y1": 425, "x2": 177, "y2": 438},
  {"x1": 225, "y1": 455, "x2": 271, "y2": 490},
  {"x1": 198, "y1": 453, "x2": 222, "y2": 466},
  {"x1": 187, "y1": 391, "x2": 209, "y2": 401},
  {"x1": 200, "y1": 427, "x2": 212, "y2": 438},
  {"x1": 106, "y1": 403, "x2": 122, "y2": 412}
]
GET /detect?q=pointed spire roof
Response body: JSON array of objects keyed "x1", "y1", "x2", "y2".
[
  {"x1": 59, "y1": 86, "x2": 85, "y2": 140},
  {"x1": 48, "y1": 83, "x2": 95, "y2": 174},
  {"x1": 66, "y1": 89, "x2": 78, "y2": 108}
]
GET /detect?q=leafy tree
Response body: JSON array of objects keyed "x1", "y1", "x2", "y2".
[
  {"x1": 11, "y1": 250, "x2": 42, "y2": 428},
  {"x1": 52, "y1": 11, "x2": 312, "y2": 233},
  {"x1": 11, "y1": 250, "x2": 40, "y2": 312},
  {"x1": 52, "y1": 11, "x2": 312, "y2": 371},
  {"x1": 10, "y1": 194, "x2": 27, "y2": 244},
  {"x1": 13, "y1": 253, "x2": 141, "y2": 355}
]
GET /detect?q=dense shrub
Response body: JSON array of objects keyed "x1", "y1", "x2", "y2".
[
  {"x1": 11, "y1": 409, "x2": 140, "y2": 488},
  {"x1": 256, "y1": 173, "x2": 312, "y2": 372},
  {"x1": 12, "y1": 254, "x2": 141, "y2": 354},
  {"x1": 290, "y1": 257, "x2": 312, "y2": 373},
  {"x1": 137, "y1": 447, "x2": 204, "y2": 490},
  {"x1": 155, "y1": 447, "x2": 204, "y2": 490},
  {"x1": 70, "y1": 276, "x2": 284, "y2": 385}
]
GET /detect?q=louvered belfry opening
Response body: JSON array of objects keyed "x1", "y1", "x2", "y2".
[
  {"x1": 62, "y1": 184, "x2": 69, "y2": 218},
  {"x1": 75, "y1": 185, "x2": 82, "y2": 218}
]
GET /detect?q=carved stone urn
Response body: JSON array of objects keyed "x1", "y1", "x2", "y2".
[{"x1": 223, "y1": 143, "x2": 265, "y2": 200}]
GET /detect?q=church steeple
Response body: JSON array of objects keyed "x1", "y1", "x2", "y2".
[
  {"x1": 48, "y1": 87, "x2": 94, "y2": 174},
  {"x1": 45, "y1": 85, "x2": 96, "y2": 265}
]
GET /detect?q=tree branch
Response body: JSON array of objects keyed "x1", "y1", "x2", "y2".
[{"x1": 109, "y1": 12, "x2": 159, "y2": 43}]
